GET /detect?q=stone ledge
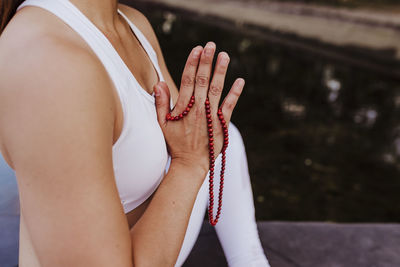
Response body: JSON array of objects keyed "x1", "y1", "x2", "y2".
[
  {"x1": 1, "y1": 218, "x2": 399, "y2": 266},
  {"x1": 184, "y1": 221, "x2": 400, "y2": 267}
]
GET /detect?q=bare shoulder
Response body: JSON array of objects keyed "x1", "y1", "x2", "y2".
[
  {"x1": 118, "y1": 4, "x2": 160, "y2": 52},
  {"x1": 0, "y1": 6, "x2": 116, "y2": 167},
  {"x1": 0, "y1": 6, "x2": 114, "y2": 98},
  {"x1": 0, "y1": 6, "x2": 111, "y2": 84}
]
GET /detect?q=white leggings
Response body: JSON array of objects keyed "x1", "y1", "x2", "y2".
[{"x1": 168, "y1": 123, "x2": 270, "y2": 267}]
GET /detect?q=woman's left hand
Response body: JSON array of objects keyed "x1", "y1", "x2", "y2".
[{"x1": 153, "y1": 42, "x2": 245, "y2": 174}]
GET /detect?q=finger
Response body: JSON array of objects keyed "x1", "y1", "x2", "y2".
[
  {"x1": 194, "y1": 41, "x2": 216, "y2": 106},
  {"x1": 174, "y1": 46, "x2": 203, "y2": 115},
  {"x1": 208, "y1": 52, "x2": 230, "y2": 114},
  {"x1": 220, "y1": 78, "x2": 245, "y2": 123},
  {"x1": 154, "y1": 81, "x2": 171, "y2": 128}
]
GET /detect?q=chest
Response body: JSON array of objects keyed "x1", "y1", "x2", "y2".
[
  {"x1": 105, "y1": 27, "x2": 159, "y2": 96},
  {"x1": 112, "y1": 76, "x2": 169, "y2": 213}
]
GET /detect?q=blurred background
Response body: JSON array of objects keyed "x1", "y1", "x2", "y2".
[
  {"x1": 125, "y1": 0, "x2": 400, "y2": 222},
  {"x1": 1, "y1": 0, "x2": 400, "y2": 266}
]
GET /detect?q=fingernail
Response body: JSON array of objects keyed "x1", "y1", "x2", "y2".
[
  {"x1": 220, "y1": 56, "x2": 229, "y2": 67},
  {"x1": 154, "y1": 86, "x2": 161, "y2": 97},
  {"x1": 205, "y1": 42, "x2": 215, "y2": 56},
  {"x1": 207, "y1": 41, "x2": 216, "y2": 48},
  {"x1": 237, "y1": 78, "x2": 245, "y2": 86},
  {"x1": 193, "y1": 49, "x2": 201, "y2": 58}
]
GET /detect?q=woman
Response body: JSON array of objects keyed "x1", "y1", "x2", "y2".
[{"x1": 0, "y1": 0, "x2": 269, "y2": 266}]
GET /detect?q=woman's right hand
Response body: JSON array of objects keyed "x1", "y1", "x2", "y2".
[{"x1": 153, "y1": 42, "x2": 245, "y2": 175}]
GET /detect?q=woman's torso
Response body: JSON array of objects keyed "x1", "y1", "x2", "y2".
[{"x1": 0, "y1": 0, "x2": 174, "y2": 265}]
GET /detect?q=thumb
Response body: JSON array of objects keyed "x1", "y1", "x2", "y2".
[{"x1": 154, "y1": 81, "x2": 171, "y2": 128}]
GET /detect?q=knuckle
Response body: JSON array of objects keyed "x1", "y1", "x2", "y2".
[
  {"x1": 181, "y1": 75, "x2": 194, "y2": 87},
  {"x1": 188, "y1": 59, "x2": 198, "y2": 67},
  {"x1": 216, "y1": 65, "x2": 227, "y2": 74},
  {"x1": 224, "y1": 101, "x2": 235, "y2": 111},
  {"x1": 202, "y1": 57, "x2": 212, "y2": 64},
  {"x1": 216, "y1": 69, "x2": 226, "y2": 75},
  {"x1": 196, "y1": 75, "x2": 209, "y2": 87},
  {"x1": 232, "y1": 88, "x2": 242, "y2": 97},
  {"x1": 209, "y1": 84, "x2": 222, "y2": 96},
  {"x1": 231, "y1": 89, "x2": 241, "y2": 97}
]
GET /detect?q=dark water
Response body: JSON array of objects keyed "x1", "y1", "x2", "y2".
[{"x1": 138, "y1": 8, "x2": 400, "y2": 222}]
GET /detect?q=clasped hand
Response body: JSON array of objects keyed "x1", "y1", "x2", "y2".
[{"x1": 153, "y1": 42, "x2": 245, "y2": 174}]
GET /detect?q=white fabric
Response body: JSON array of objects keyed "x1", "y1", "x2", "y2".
[
  {"x1": 174, "y1": 124, "x2": 270, "y2": 267},
  {"x1": 17, "y1": 1, "x2": 270, "y2": 266}
]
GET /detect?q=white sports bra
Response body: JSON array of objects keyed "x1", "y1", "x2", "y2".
[{"x1": 17, "y1": 0, "x2": 173, "y2": 213}]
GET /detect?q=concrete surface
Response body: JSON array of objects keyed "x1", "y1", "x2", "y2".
[
  {"x1": 2, "y1": 215, "x2": 400, "y2": 267},
  {"x1": 184, "y1": 222, "x2": 400, "y2": 267}
]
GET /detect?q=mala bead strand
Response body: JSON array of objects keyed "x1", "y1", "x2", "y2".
[
  {"x1": 207, "y1": 99, "x2": 228, "y2": 226},
  {"x1": 166, "y1": 95, "x2": 229, "y2": 226},
  {"x1": 166, "y1": 96, "x2": 195, "y2": 121}
]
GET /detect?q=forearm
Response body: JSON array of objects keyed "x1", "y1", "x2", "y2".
[{"x1": 130, "y1": 161, "x2": 207, "y2": 267}]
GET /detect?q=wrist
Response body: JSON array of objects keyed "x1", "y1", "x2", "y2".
[{"x1": 169, "y1": 157, "x2": 209, "y2": 180}]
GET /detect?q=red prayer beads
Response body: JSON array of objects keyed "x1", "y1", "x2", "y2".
[
  {"x1": 166, "y1": 95, "x2": 228, "y2": 226},
  {"x1": 166, "y1": 96, "x2": 195, "y2": 121}
]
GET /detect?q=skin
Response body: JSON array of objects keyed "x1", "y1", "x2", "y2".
[{"x1": 0, "y1": 0, "x2": 245, "y2": 266}]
